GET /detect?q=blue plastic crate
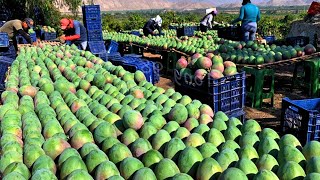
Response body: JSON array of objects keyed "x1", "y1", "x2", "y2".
[
  {"x1": 0, "y1": 56, "x2": 14, "y2": 85},
  {"x1": 107, "y1": 53, "x2": 125, "y2": 65},
  {"x1": 16, "y1": 33, "x2": 37, "y2": 44},
  {"x1": 87, "y1": 30, "x2": 103, "y2": 41},
  {"x1": 122, "y1": 56, "x2": 160, "y2": 84},
  {"x1": 281, "y1": 97, "x2": 320, "y2": 144},
  {"x1": 174, "y1": 70, "x2": 246, "y2": 114},
  {"x1": 43, "y1": 32, "x2": 56, "y2": 40},
  {"x1": 0, "y1": 43, "x2": 16, "y2": 59},
  {"x1": 209, "y1": 72, "x2": 246, "y2": 114},
  {"x1": 106, "y1": 40, "x2": 119, "y2": 54},
  {"x1": 0, "y1": 33, "x2": 9, "y2": 47},
  {"x1": 122, "y1": 62, "x2": 154, "y2": 83},
  {"x1": 264, "y1": 36, "x2": 276, "y2": 44},
  {"x1": 85, "y1": 21, "x2": 102, "y2": 31},
  {"x1": 94, "y1": 52, "x2": 107, "y2": 61},
  {"x1": 87, "y1": 41, "x2": 106, "y2": 53},
  {"x1": 82, "y1": 5, "x2": 100, "y2": 13},
  {"x1": 82, "y1": 5, "x2": 101, "y2": 21},
  {"x1": 227, "y1": 109, "x2": 246, "y2": 123},
  {"x1": 131, "y1": 31, "x2": 141, "y2": 36}
]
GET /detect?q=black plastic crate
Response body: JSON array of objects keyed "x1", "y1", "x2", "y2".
[
  {"x1": 218, "y1": 26, "x2": 241, "y2": 41},
  {"x1": 87, "y1": 41, "x2": 106, "y2": 53},
  {"x1": 169, "y1": 25, "x2": 177, "y2": 30},
  {"x1": 0, "y1": 32, "x2": 9, "y2": 47},
  {"x1": 286, "y1": 36, "x2": 309, "y2": 47},
  {"x1": 174, "y1": 70, "x2": 246, "y2": 114},
  {"x1": 177, "y1": 26, "x2": 195, "y2": 37},
  {"x1": 281, "y1": 97, "x2": 320, "y2": 144},
  {"x1": 0, "y1": 56, "x2": 14, "y2": 85},
  {"x1": 87, "y1": 30, "x2": 103, "y2": 41}
]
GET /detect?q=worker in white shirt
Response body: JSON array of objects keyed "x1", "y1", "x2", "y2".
[{"x1": 200, "y1": 9, "x2": 219, "y2": 32}]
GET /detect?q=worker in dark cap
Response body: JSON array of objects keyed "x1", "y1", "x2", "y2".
[{"x1": 0, "y1": 18, "x2": 37, "y2": 49}]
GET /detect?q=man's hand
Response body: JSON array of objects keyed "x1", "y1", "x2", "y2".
[
  {"x1": 59, "y1": 35, "x2": 66, "y2": 43},
  {"x1": 60, "y1": 35, "x2": 66, "y2": 40},
  {"x1": 32, "y1": 42, "x2": 37, "y2": 46}
]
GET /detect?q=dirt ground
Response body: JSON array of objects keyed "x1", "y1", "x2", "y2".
[{"x1": 143, "y1": 53, "x2": 312, "y2": 132}]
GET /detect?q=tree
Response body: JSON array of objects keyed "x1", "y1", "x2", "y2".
[{"x1": 63, "y1": 0, "x2": 82, "y2": 18}]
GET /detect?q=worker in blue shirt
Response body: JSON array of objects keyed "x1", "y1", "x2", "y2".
[{"x1": 231, "y1": 0, "x2": 261, "y2": 42}]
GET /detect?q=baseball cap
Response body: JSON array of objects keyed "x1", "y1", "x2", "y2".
[
  {"x1": 24, "y1": 18, "x2": 34, "y2": 28},
  {"x1": 60, "y1": 18, "x2": 70, "y2": 30}
]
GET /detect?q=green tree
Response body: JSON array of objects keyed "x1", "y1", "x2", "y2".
[{"x1": 63, "y1": 0, "x2": 82, "y2": 18}]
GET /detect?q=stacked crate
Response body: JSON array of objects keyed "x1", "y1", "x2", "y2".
[{"x1": 82, "y1": 5, "x2": 107, "y2": 61}]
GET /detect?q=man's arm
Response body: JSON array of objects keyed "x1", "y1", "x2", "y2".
[
  {"x1": 155, "y1": 24, "x2": 162, "y2": 35},
  {"x1": 145, "y1": 21, "x2": 154, "y2": 34},
  {"x1": 232, "y1": 6, "x2": 244, "y2": 24},
  {"x1": 13, "y1": 22, "x2": 33, "y2": 44},
  {"x1": 65, "y1": 21, "x2": 81, "y2": 41},
  {"x1": 17, "y1": 29, "x2": 33, "y2": 44},
  {"x1": 257, "y1": 8, "x2": 261, "y2": 22}
]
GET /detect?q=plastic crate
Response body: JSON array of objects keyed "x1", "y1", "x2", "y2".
[
  {"x1": 177, "y1": 26, "x2": 195, "y2": 37},
  {"x1": 16, "y1": 33, "x2": 37, "y2": 44},
  {"x1": 82, "y1": 5, "x2": 101, "y2": 20},
  {"x1": 84, "y1": 21, "x2": 102, "y2": 31},
  {"x1": 0, "y1": 43, "x2": 16, "y2": 59},
  {"x1": 131, "y1": 31, "x2": 141, "y2": 36},
  {"x1": 122, "y1": 61, "x2": 153, "y2": 83},
  {"x1": 106, "y1": 40, "x2": 119, "y2": 54},
  {"x1": 87, "y1": 41, "x2": 106, "y2": 53},
  {"x1": 174, "y1": 70, "x2": 246, "y2": 114},
  {"x1": 264, "y1": 36, "x2": 276, "y2": 44},
  {"x1": 87, "y1": 30, "x2": 103, "y2": 41},
  {"x1": 0, "y1": 56, "x2": 14, "y2": 85},
  {"x1": 43, "y1": 32, "x2": 57, "y2": 40},
  {"x1": 0, "y1": 33, "x2": 9, "y2": 47},
  {"x1": 169, "y1": 25, "x2": 177, "y2": 30},
  {"x1": 122, "y1": 56, "x2": 160, "y2": 84},
  {"x1": 218, "y1": 26, "x2": 241, "y2": 41},
  {"x1": 286, "y1": 36, "x2": 309, "y2": 46},
  {"x1": 227, "y1": 109, "x2": 246, "y2": 123},
  {"x1": 94, "y1": 52, "x2": 107, "y2": 61},
  {"x1": 281, "y1": 97, "x2": 320, "y2": 144}
]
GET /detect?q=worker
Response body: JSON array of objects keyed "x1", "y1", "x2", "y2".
[
  {"x1": 0, "y1": 18, "x2": 36, "y2": 50},
  {"x1": 143, "y1": 15, "x2": 162, "y2": 36},
  {"x1": 59, "y1": 18, "x2": 87, "y2": 50},
  {"x1": 200, "y1": 9, "x2": 219, "y2": 32},
  {"x1": 231, "y1": 0, "x2": 261, "y2": 42}
]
